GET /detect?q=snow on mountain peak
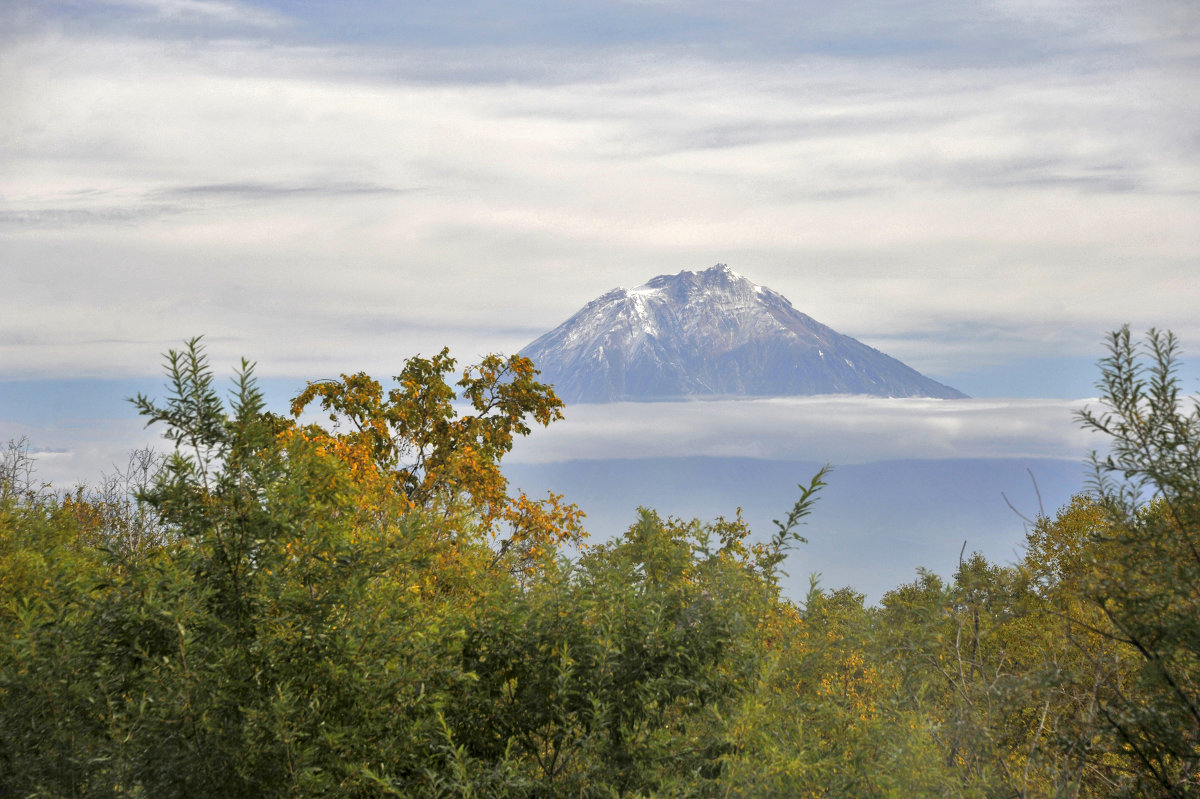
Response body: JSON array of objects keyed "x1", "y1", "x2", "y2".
[{"x1": 521, "y1": 264, "x2": 967, "y2": 403}]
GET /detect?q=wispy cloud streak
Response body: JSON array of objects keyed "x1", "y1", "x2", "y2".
[{"x1": 104, "y1": 0, "x2": 288, "y2": 28}]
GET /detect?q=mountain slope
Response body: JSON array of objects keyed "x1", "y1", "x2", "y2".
[{"x1": 521, "y1": 264, "x2": 966, "y2": 402}]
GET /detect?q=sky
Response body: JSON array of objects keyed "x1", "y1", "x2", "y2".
[{"x1": 2, "y1": 0, "x2": 1199, "y2": 491}]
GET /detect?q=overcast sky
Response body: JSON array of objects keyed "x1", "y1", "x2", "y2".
[{"x1": 2, "y1": 0, "x2": 1199, "y2": 486}]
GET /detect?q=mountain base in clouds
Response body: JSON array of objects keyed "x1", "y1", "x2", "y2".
[{"x1": 505, "y1": 456, "x2": 1088, "y2": 603}]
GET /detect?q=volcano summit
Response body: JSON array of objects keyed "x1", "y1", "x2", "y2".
[{"x1": 521, "y1": 264, "x2": 966, "y2": 403}]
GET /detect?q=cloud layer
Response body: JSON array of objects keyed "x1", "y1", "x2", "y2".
[
  {"x1": 1, "y1": 1, "x2": 1197, "y2": 387},
  {"x1": 509, "y1": 396, "x2": 1098, "y2": 465},
  {"x1": 1, "y1": 380, "x2": 1098, "y2": 492}
]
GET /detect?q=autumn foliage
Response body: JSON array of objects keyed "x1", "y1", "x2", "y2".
[
  {"x1": 287, "y1": 347, "x2": 586, "y2": 570},
  {"x1": 1, "y1": 329, "x2": 1198, "y2": 798}
]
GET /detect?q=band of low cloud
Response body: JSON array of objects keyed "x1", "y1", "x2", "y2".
[{"x1": 510, "y1": 396, "x2": 1097, "y2": 465}]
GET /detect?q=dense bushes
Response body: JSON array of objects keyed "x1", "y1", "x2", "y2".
[{"x1": 1, "y1": 328, "x2": 1197, "y2": 797}]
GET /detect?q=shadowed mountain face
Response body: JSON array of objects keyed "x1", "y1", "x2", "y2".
[{"x1": 521, "y1": 264, "x2": 967, "y2": 403}]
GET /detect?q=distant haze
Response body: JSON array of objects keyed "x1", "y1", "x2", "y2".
[{"x1": 506, "y1": 456, "x2": 1089, "y2": 603}]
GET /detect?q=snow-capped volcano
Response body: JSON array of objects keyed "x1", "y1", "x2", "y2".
[{"x1": 520, "y1": 264, "x2": 966, "y2": 403}]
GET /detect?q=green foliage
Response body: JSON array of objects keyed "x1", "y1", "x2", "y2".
[
  {"x1": 1073, "y1": 327, "x2": 1200, "y2": 797},
  {"x1": 6, "y1": 327, "x2": 1200, "y2": 798},
  {"x1": 724, "y1": 582, "x2": 957, "y2": 798},
  {"x1": 454, "y1": 509, "x2": 759, "y2": 796},
  {"x1": 3, "y1": 338, "x2": 804, "y2": 797},
  {"x1": 759, "y1": 464, "x2": 830, "y2": 580}
]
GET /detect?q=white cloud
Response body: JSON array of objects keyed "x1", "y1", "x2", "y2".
[
  {"x1": 0, "y1": 16, "x2": 1197, "y2": 382},
  {"x1": 0, "y1": 418, "x2": 164, "y2": 491},
  {"x1": 1, "y1": 392, "x2": 1098, "y2": 494},
  {"x1": 106, "y1": 0, "x2": 288, "y2": 27},
  {"x1": 508, "y1": 396, "x2": 1098, "y2": 465}
]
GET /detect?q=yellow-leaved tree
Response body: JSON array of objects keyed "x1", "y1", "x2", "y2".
[{"x1": 286, "y1": 346, "x2": 586, "y2": 575}]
